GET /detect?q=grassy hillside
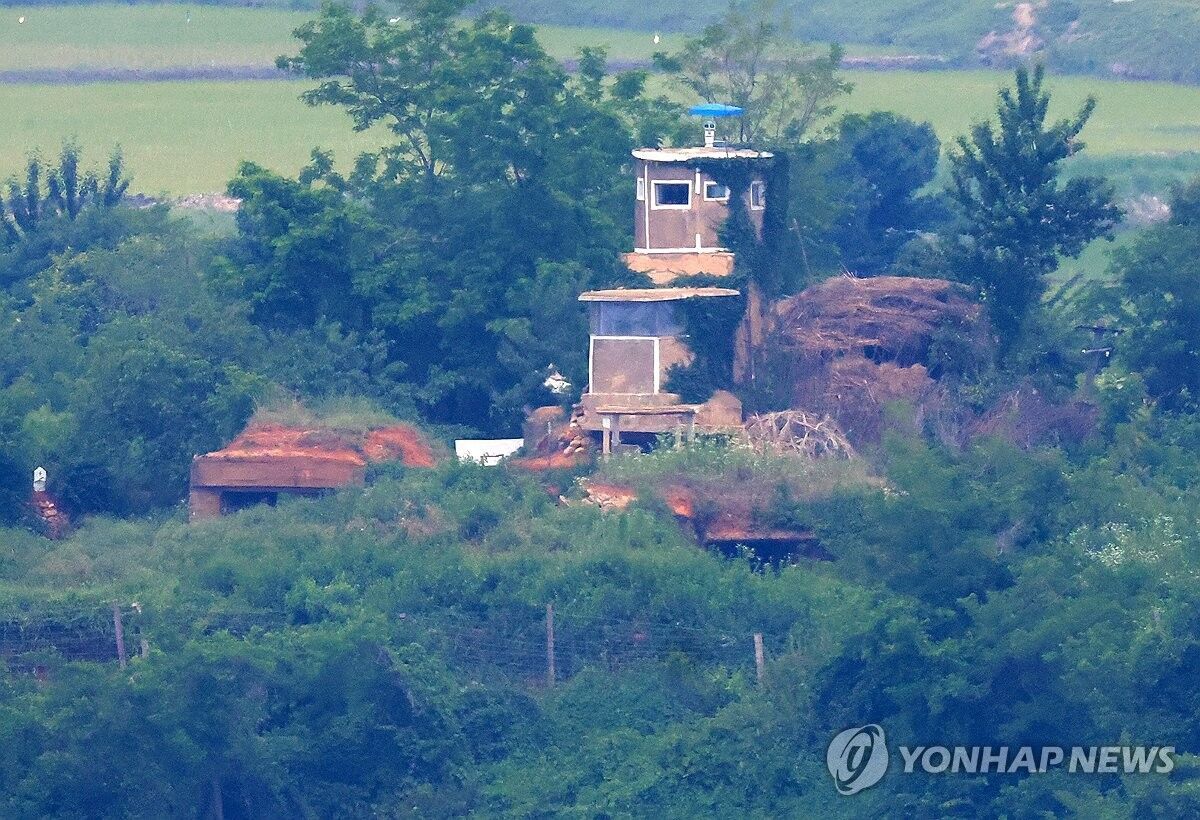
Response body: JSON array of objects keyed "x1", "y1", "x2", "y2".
[
  {"x1": 1, "y1": 428, "x2": 1198, "y2": 815},
  {"x1": 490, "y1": 0, "x2": 1200, "y2": 82}
]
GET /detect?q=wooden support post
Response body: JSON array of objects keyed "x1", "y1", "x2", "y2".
[
  {"x1": 753, "y1": 632, "x2": 765, "y2": 684},
  {"x1": 112, "y1": 603, "x2": 128, "y2": 670},
  {"x1": 674, "y1": 420, "x2": 683, "y2": 450},
  {"x1": 601, "y1": 417, "x2": 612, "y2": 456},
  {"x1": 545, "y1": 603, "x2": 557, "y2": 686},
  {"x1": 687, "y1": 414, "x2": 697, "y2": 444},
  {"x1": 612, "y1": 415, "x2": 621, "y2": 449}
]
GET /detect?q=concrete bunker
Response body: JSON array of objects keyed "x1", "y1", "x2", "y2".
[{"x1": 189, "y1": 422, "x2": 436, "y2": 521}]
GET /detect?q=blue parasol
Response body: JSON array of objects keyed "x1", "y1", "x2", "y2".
[{"x1": 688, "y1": 103, "x2": 744, "y2": 118}]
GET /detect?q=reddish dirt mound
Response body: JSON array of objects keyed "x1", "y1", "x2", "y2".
[
  {"x1": 364, "y1": 428, "x2": 437, "y2": 468},
  {"x1": 205, "y1": 423, "x2": 437, "y2": 467},
  {"x1": 577, "y1": 480, "x2": 821, "y2": 557},
  {"x1": 510, "y1": 452, "x2": 589, "y2": 471},
  {"x1": 30, "y1": 491, "x2": 69, "y2": 540}
]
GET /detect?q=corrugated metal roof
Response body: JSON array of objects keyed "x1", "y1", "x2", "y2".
[
  {"x1": 632, "y1": 147, "x2": 773, "y2": 162},
  {"x1": 579, "y1": 287, "x2": 740, "y2": 302}
]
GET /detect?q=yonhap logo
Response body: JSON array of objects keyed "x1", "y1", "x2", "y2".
[
  {"x1": 824, "y1": 724, "x2": 1175, "y2": 795},
  {"x1": 827, "y1": 724, "x2": 889, "y2": 795}
]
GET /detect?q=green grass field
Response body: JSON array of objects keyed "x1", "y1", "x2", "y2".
[
  {"x1": 840, "y1": 70, "x2": 1200, "y2": 157},
  {"x1": 0, "y1": 5, "x2": 909, "y2": 71},
  {"x1": 0, "y1": 81, "x2": 384, "y2": 195},
  {"x1": 0, "y1": 5, "x2": 693, "y2": 71},
  {"x1": 0, "y1": 6, "x2": 306, "y2": 71},
  {"x1": 6, "y1": 70, "x2": 1200, "y2": 195},
  {"x1": 1, "y1": 5, "x2": 1199, "y2": 194}
]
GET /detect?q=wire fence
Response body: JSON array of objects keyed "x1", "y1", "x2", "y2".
[{"x1": 0, "y1": 602, "x2": 782, "y2": 685}]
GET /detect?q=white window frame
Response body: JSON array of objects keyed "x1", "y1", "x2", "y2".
[
  {"x1": 703, "y1": 181, "x2": 730, "y2": 202},
  {"x1": 589, "y1": 335, "x2": 662, "y2": 394},
  {"x1": 636, "y1": 177, "x2": 646, "y2": 201},
  {"x1": 750, "y1": 180, "x2": 766, "y2": 211},
  {"x1": 651, "y1": 180, "x2": 692, "y2": 210}
]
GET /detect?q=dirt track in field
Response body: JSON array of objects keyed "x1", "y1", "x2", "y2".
[
  {"x1": 0, "y1": 65, "x2": 289, "y2": 84},
  {"x1": 0, "y1": 53, "x2": 951, "y2": 85}
]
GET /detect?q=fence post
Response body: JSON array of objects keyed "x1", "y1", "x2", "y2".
[
  {"x1": 545, "y1": 603, "x2": 557, "y2": 686},
  {"x1": 112, "y1": 603, "x2": 128, "y2": 670},
  {"x1": 753, "y1": 632, "x2": 765, "y2": 684}
]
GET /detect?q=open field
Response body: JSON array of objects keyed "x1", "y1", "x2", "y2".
[
  {"x1": 0, "y1": 6, "x2": 307, "y2": 72},
  {"x1": 0, "y1": 81, "x2": 385, "y2": 195},
  {"x1": 4, "y1": 69, "x2": 1200, "y2": 195},
  {"x1": 0, "y1": 5, "x2": 694, "y2": 73},
  {"x1": 0, "y1": 4, "x2": 913, "y2": 74},
  {"x1": 840, "y1": 70, "x2": 1200, "y2": 158},
  {"x1": 1, "y1": 6, "x2": 1199, "y2": 195}
]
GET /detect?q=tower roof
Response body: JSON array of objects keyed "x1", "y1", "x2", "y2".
[
  {"x1": 632, "y1": 147, "x2": 773, "y2": 162},
  {"x1": 579, "y1": 286, "x2": 740, "y2": 303}
]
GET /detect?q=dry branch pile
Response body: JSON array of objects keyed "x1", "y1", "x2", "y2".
[
  {"x1": 744, "y1": 411, "x2": 855, "y2": 460},
  {"x1": 774, "y1": 275, "x2": 981, "y2": 365},
  {"x1": 765, "y1": 275, "x2": 990, "y2": 445}
]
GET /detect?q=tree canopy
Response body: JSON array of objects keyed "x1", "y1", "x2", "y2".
[
  {"x1": 653, "y1": 0, "x2": 851, "y2": 146},
  {"x1": 946, "y1": 65, "x2": 1119, "y2": 345}
]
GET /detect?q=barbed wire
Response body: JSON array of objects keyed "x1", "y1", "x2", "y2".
[{"x1": 0, "y1": 600, "x2": 797, "y2": 683}]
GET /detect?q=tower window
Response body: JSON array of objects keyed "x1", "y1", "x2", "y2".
[
  {"x1": 652, "y1": 181, "x2": 692, "y2": 209},
  {"x1": 750, "y1": 180, "x2": 766, "y2": 210},
  {"x1": 636, "y1": 177, "x2": 646, "y2": 201},
  {"x1": 704, "y1": 182, "x2": 730, "y2": 201}
]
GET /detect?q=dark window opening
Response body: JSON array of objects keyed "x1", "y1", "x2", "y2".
[
  {"x1": 750, "y1": 180, "x2": 766, "y2": 210},
  {"x1": 590, "y1": 302, "x2": 682, "y2": 336},
  {"x1": 704, "y1": 182, "x2": 730, "y2": 201},
  {"x1": 221, "y1": 490, "x2": 279, "y2": 514},
  {"x1": 654, "y1": 182, "x2": 691, "y2": 207}
]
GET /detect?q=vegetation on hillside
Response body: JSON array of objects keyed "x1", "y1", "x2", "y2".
[
  {"x1": 1, "y1": 424, "x2": 1199, "y2": 815},
  {"x1": 487, "y1": 0, "x2": 1200, "y2": 83}
]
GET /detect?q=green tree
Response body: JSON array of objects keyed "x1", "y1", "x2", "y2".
[
  {"x1": 252, "y1": 2, "x2": 662, "y2": 431},
  {"x1": 655, "y1": 0, "x2": 851, "y2": 145},
  {"x1": 217, "y1": 160, "x2": 380, "y2": 330},
  {"x1": 833, "y1": 112, "x2": 945, "y2": 274},
  {"x1": 0, "y1": 142, "x2": 128, "y2": 247},
  {"x1": 64, "y1": 328, "x2": 258, "y2": 513},
  {"x1": 0, "y1": 385, "x2": 30, "y2": 524},
  {"x1": 1104, "y1": 179, "x2": 1200, "y2": 412},
  {"x1": 947, "y1": 65, "x2": 1119, "y2": 346}
]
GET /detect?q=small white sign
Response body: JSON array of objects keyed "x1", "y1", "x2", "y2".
[
  {"x1": 455, "y1": 439, "x2": 524, "y2": 467},
  {"x1": 32, "y1": 466, "x2": 47, "y2": 492}
]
